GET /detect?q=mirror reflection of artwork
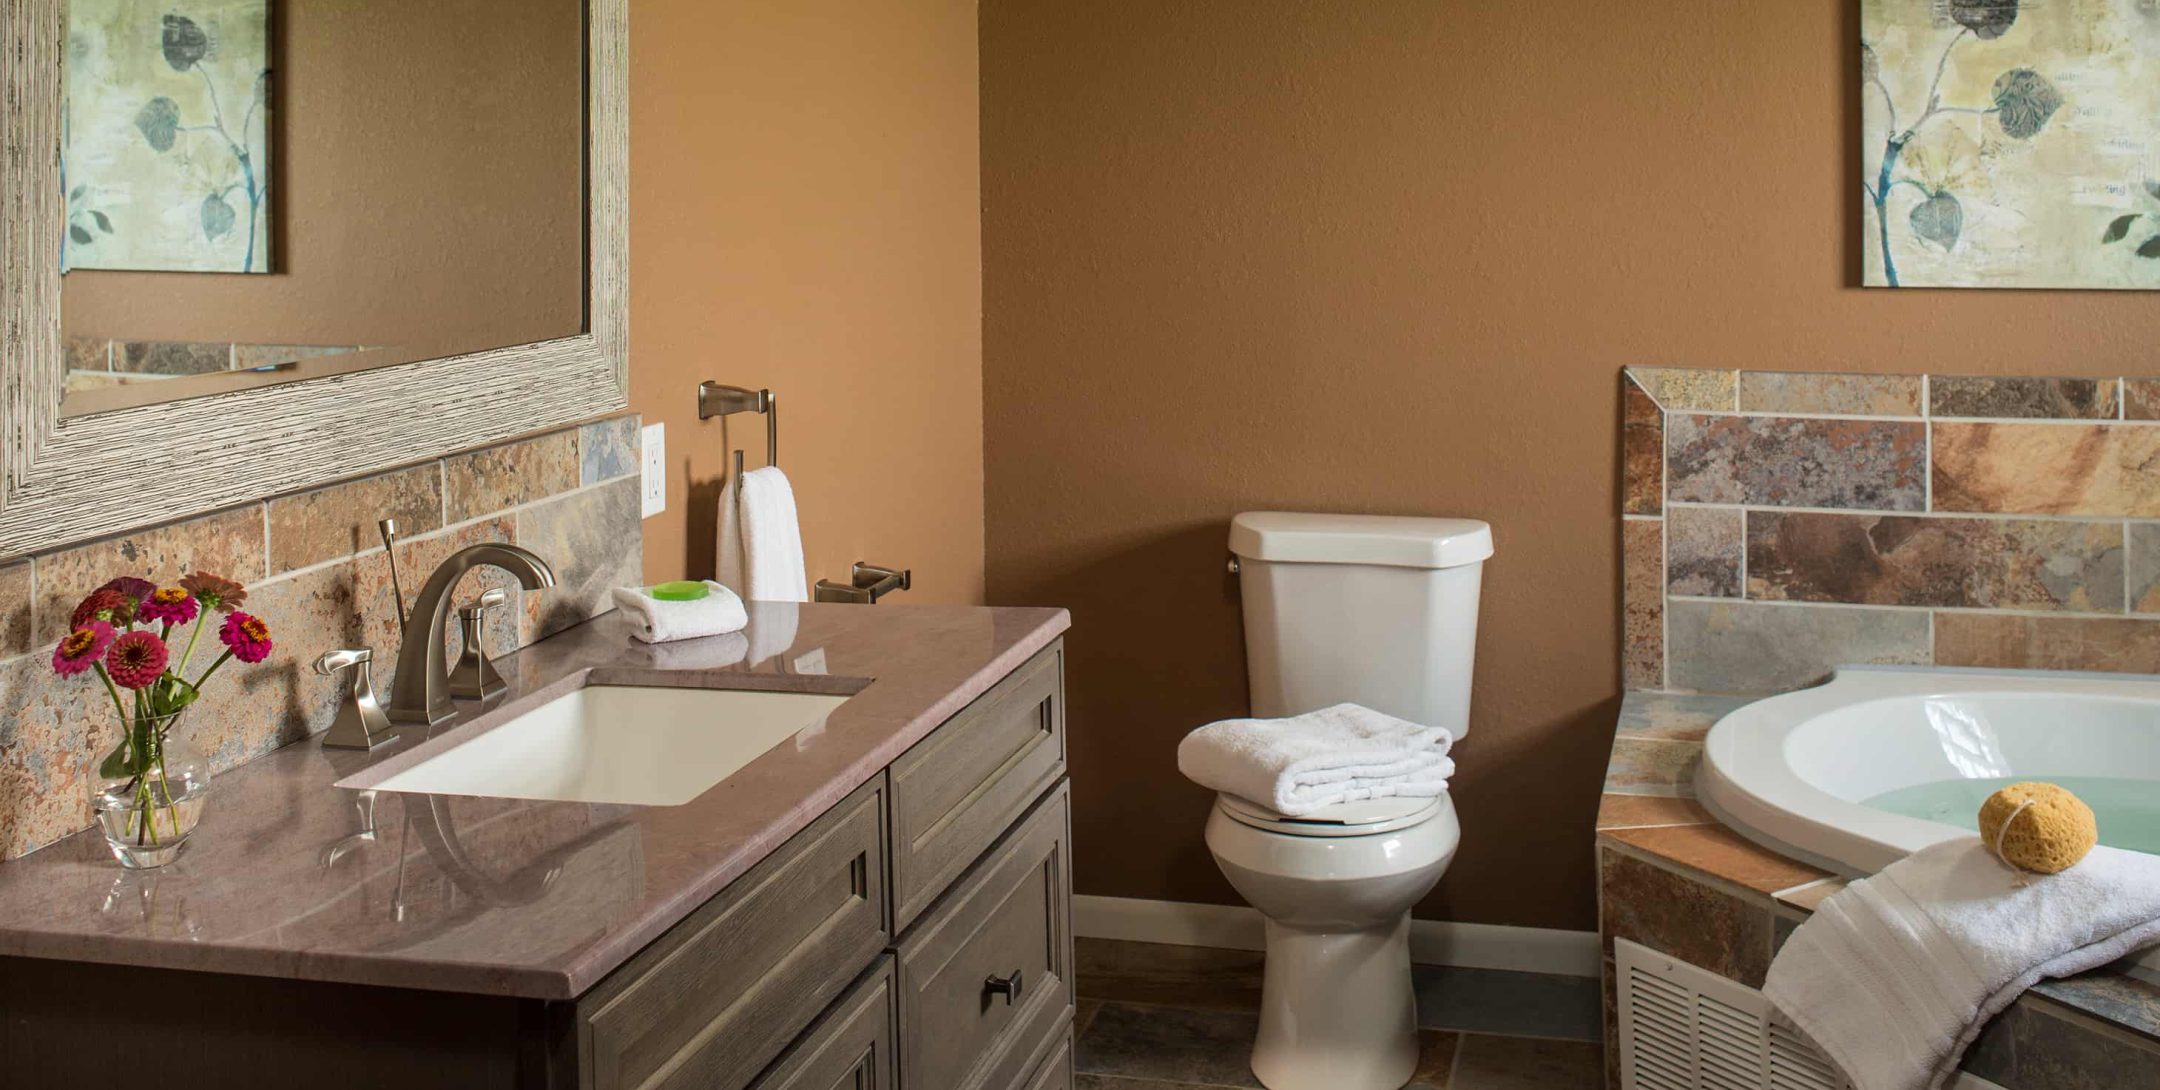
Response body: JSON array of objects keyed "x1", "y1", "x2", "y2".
[
  {"x1": 1862, "y1": 0, "x2": 2160, "y2": 290},
  {"x1": 66, "y1": 0, "x2": 272, "y2": 274}
]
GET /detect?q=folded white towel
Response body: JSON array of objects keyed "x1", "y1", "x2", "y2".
[
  {"x1": 1765, "y1": 839, "x2": 2160, "y2": 1090},
  {"x1": 609, "y1": 581, "x2": 749, "y2": 644},
  {"x1": 717, "y1": 465, "x2": 808, "y2": 603},
  {"x1": 1175, "y1": 703, "x2": 1454, "y2": 816}
]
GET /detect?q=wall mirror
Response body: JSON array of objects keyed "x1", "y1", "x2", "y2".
[{"x1": 0, "y1": 0, "x2": 627, "y2": 558}]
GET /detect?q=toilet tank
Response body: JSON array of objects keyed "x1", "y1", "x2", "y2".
[{"x1": 1229, "y1": 512, "x2": 1493, "y2": 736}]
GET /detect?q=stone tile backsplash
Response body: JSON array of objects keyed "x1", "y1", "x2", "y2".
[
  {"x1": 1622, "y1": 366, "x2": 2160, "y2": 692},
  {"x1": 0, "y1": 415, "x2": 642, "y2": 860}
]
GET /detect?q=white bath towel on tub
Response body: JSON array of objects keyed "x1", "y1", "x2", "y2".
[
  {"x1": 1764, "y1": 839, "x2": 2160, "y2": 1090},
  {"x1": 1175, "y1": 703, "x2": 1454, "y2": 816}
]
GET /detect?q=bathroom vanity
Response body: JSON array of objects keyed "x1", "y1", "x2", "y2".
[{"x1": 0, "y1": 603, "x2": 1073, "y2": 1090}]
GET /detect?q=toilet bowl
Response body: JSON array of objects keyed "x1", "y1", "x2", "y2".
[{"x1": 1205, "y1": 792, "x2": 1461, "y2": 1090}]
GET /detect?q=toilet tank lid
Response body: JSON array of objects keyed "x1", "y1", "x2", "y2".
[{"x1": 1229, "y1": 512, "x2": 1493, "y2": 569}]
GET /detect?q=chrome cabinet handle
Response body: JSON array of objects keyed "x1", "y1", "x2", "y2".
[{"x1": 983, "y1": 969, "x2": 1024, "y2": 1007}]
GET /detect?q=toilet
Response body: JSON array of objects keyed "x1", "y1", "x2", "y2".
[{"x1": 1200, "y1": 511, "x2": 1493, "y2": 1090}]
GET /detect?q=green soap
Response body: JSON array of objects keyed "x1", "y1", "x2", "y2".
[{"x1": 650, "y1": 580, "x2": 711, "y2": 602}]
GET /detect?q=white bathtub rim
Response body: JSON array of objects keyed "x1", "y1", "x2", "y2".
[{"x1": 1693, "y1": 664, "x2": 2160, "y2": 976}]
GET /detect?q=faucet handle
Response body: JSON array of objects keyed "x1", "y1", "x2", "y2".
[
  {"x1": 316, "y1": 648, "x2": 399, "y2": 751},
  {"x1": 314, "y1": 647, "x2": 372, "y2": 675},
  {"x1": 449, "y1": 590, "x2": 510, "y2": 700}
]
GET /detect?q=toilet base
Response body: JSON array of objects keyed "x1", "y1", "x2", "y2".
[{"x1": 1249, "y1": 913, "x2": 1420, "y2": 1090}]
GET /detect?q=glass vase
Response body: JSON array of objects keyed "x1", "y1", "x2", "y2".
[{"x1": 89, "y1": 712, "x2": 210, "y2": 869}]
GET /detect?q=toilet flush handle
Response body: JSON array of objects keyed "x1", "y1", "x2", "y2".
[{"x1": 983, "y1": 969, "x2": 1024, "y2": 1007}]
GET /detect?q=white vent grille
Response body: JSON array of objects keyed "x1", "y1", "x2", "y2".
[{"x1": 1615, "y1": 939, "x2": 1848, "y2": 1090}]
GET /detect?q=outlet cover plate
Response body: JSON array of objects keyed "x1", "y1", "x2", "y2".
[{"x1": 640, "y1": 423, "x2": 665, "y2": 518}]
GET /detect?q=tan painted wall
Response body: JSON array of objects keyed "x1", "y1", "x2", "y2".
[
  {"x1": 63, "y1": 0, "x2": 585, "y2": 365},
  {"x1": 629, "y1": 0, "x2": 985, "y2": 603},
  {"x1": 979, "y1": 0, "x2": 2160, "y2": 931}
]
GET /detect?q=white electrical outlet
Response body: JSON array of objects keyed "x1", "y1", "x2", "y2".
[{"x1": 640, "y1": 423, "x2": 666, "y2": 518}]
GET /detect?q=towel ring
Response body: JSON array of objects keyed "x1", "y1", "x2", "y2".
[{"x1": 696, "y1": 382, "x2": 778, "y2": 490}]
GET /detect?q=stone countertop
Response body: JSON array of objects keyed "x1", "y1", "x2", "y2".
[
  {"x1": 1598, "y1": 690, "x2": 2160, "y2": 1050},
  {"x1": 0, "y1": 602, "x2": 1069, "y2": 1000}
]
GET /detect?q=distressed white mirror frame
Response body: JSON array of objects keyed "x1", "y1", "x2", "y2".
[{"x1": 0, "y1": 0, "x2": 627, "y2": 560}]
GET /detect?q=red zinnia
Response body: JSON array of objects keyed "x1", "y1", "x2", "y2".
[
  {"x1": 70, "y1": 588, "x2": 134, "y2": 629},
  {"x1": 99, "y1": 576, "x2": 157, "y2": 604},
  {"x1": 52, "y1": 622, "x2": 117, "y2": 677},
  {"x1": 138, "y1": 587, "x2": 199, "y2": 626},
  {"x1": 105, "y1": 630, "x2": 169, "y2": 689},
  {"x1": 218, "y1": 611, "x2": 273, "y2": 664}
]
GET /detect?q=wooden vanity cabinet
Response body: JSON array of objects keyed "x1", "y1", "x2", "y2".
[{"x1": 562, "y1": 639, "x2": 1073, "y2": 1090}]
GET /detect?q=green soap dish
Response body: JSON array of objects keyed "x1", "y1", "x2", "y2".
[{"x1": 649, "y1": 580, "x2": 711, "y2": 602}]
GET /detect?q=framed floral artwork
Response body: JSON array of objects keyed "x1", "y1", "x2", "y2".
[{"x1": 65, "y1": 0, "x2": 272, "y2": 274}]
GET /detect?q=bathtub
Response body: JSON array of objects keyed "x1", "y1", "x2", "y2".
[{"x1": 1697, "y1": 665, "x2": 2160, "y2": 975}]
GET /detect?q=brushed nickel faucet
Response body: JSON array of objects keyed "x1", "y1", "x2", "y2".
[{"x1": 388, "y1": 543, "x2": 556, "y2": 727}]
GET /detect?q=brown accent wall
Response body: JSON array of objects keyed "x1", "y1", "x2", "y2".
[
  {"x1": 628, "y1": 0, "x2": 985, "y2": 604},
  {"x1": 62, "y1": 0, "x2": 586, "y2": 367},
  {"x1": 979, "y1": 0, "x2": 2160, "y2": 930}
]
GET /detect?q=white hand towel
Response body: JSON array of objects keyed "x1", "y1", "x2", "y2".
[
  {"x1": 608, "y1": 581, "x2": 748, "y2": 644},
  {"x1": 1765, "y1": 839, "x2": 2160, "y2": 1090},
  {"x1": 1175, "y1": 703, "x2": 1455, "y2": 816},
  {"x1": 716, "y1": 466, "x2": 808, "y2": 603}
]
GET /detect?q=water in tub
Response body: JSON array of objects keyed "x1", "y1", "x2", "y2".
[{"x1": 1864, "y1": 777, "x2": 2160, "y2": 855}]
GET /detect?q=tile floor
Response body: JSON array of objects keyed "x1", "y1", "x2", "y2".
[{"x1": 1073, "y1": 939, "x2": 1605, "y2": 1089}]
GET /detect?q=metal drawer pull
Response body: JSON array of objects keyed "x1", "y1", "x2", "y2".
[{"x1": 983, "y1": 969, "x2": 1024, "y2": 1007}]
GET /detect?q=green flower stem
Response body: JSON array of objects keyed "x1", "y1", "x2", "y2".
[
  {"x1": 178, "y1": 611, "x2": 208, "y2": 675},
  {"x1": 93, "y1": 662, "x2": 128, "y2": 724},
  {"x1": 193, "y1": 648, "x2": 234, "y2": 690}
]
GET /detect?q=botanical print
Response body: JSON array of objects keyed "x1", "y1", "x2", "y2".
[
  {"x1": 66, "y1": 0, "x2": 272, "y2": 274},
  {"x1": 1862, "y1": 0, "x2": 2160, "y2": 289}
]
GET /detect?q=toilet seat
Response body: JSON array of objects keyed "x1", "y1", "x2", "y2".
[{"x1": 1217, "y1": 792, "x2": 1445, "y2": 838}]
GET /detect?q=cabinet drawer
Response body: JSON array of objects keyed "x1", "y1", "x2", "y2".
[
  {"x1": 896, "y1": 782, "x2": 1072, "y2": 1090},
  {"x1": 577, "y1": 778, "x2": 890, "y2": 1090},
  {"x1": 890, "y1": 642, "x2": 1064, "y2": 929},
  {"x1": 751, "y1": 958, "x2": 897, "y2": 1090}
]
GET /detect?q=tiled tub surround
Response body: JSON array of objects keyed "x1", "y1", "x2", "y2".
[
  {"x1": 0, "y1": 414, "x2": 644, "y2": 861},
  {"x1": 1622, "y1": 367, "x2": 2160, "y2": 692},
  {"x1": 1595, "y1": 692, "x2": 2160, "y2": 1090},
  {"x1": 0, "y1": 603, "x2": 1069, "y2": 998}
]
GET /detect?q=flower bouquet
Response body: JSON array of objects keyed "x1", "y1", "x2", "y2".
[{"x1": 52, "y1": 572, "x2": 273, "y2": 867}]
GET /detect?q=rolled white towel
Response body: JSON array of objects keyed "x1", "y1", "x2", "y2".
[
  {"x1": 609, "y1": 581, "x2": 749, "y2": 644},
  {"x1": 1176, "y1": 703, "x2": 1455, "y2": 816}
]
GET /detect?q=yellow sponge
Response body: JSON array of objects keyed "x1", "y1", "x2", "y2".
[{"x1": 1977, "y1": 782, "x2": 2097, "y2": 875}]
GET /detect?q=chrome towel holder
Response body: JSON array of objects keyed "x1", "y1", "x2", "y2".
[{"x1": 696, "y1": 381, "x2": 778, "y2": 488}]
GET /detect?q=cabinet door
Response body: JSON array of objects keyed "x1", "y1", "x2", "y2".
[
  {"x1": 896, "y1": 783, "x2": 1072, "y2": 1090},
  {"x1": 576, "y1": 777, "x2": 890, "y2": 1090},
  {"x1": 889, "y1": 642, "x2": 1064, "y2": 930},
  {"x1": 752, "y1": 958, "x2": 897, "y2": 1090}
]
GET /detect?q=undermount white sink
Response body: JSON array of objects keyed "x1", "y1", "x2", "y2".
[{"x1": 355, "y1": 686, "x2": 851, "y2": 806}]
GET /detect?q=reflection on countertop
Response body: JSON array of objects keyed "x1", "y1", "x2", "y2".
[{"x1": 0, "y1": 601, "x2": 1068, "y2": 999}]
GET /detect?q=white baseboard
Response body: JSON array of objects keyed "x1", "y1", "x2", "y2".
[{"x1": 1073, "y1": 895, "x2": 1602, "y2": 979}]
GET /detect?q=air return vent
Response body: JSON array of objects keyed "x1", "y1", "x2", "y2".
[
  {"x1": 1616, "y1": 939, "x2": 1847, "y2": 1090},
  {"x1": 1615, "y1": 941, "x2": 2007, "y2": 1090}
]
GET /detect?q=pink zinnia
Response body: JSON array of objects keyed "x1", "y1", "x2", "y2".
[
  {"x1": 105, "y1": 630, "x2": 169, "y2": 689},
  {"x1": 70, "y1": 588, "x2": 134, "y2": 629},
  {"x1": 179, "y1": 571, "x2": 247, "y2": 613},
  {"x1": 51, "y1": 622, "x2": 116, "y2": 677},
  {"x1": 219, "y1": 611, "x2": 273, "y2": 664},
  {"x1": 138, "y1": 586, "x2": 199, "y2": 626}
]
